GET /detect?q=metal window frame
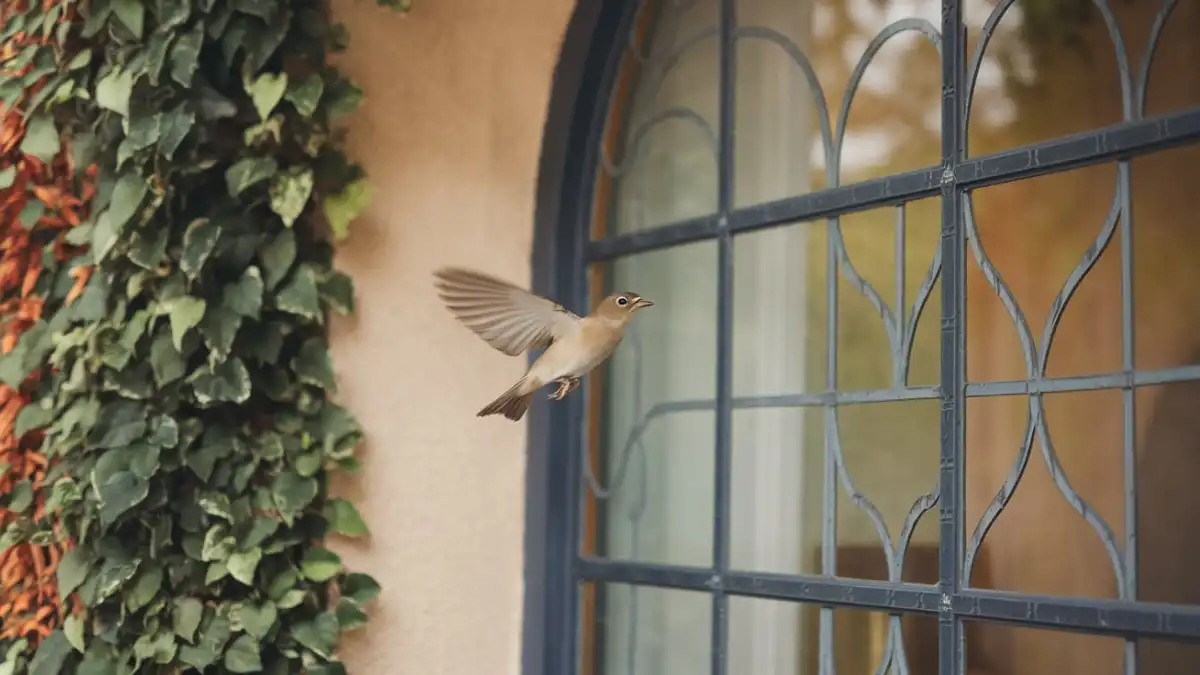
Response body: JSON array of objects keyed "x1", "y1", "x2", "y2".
[{"x1": 523, "y1": 1, "x2": 1200, "y2": 674}]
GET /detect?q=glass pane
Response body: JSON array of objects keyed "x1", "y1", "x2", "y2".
[
  {"x1": 966, "y1": 619, "x2": 1200, "y2": 675},
  {"x1": 728, "y1": 598, "x2": 937, "y2": 675},
  {"x1": 588, "y1": 584, "x2": 711, "y2": 675},
  {"x1": 734, "y1": 0, "x2": 943, "y2": 206},
  {"x1": 596, "y1": 0, "x2": 720, "y2": 237},
  {"x1": 588, "y1": 241, "x2": 718, "y2": 567}
]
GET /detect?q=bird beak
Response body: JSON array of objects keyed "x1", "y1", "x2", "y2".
[{"x1": 633, "y1": 298, "x2": 654, "y2": 309}]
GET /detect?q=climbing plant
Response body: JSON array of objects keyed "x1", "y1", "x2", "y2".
[{"x1": 0, "y1": 0, "x2": 396, "y2": 672}]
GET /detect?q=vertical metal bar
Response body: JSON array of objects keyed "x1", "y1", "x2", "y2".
[
  {"x1": 820, "y1": 219, "x2": 839, "y2": 675},
  {"x1": 713, "y1": 0, "x2": 736, "y2": 671},
  {"x1": 1118, "y1": 160, "x2": 1137, "y2": 675},
  {"x1": 894, "y1": 205, "x2": 907, "y2": 388},
  {"x1": 938, "y1": 0, "x2": 965, "y2": 674}
]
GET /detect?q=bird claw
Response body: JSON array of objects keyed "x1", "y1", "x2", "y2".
[{"x1": 547, "y1": 377, "x2": 581, "y2": 401}]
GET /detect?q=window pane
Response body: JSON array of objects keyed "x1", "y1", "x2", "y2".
[
  {"x1": 588, "y1": 584, "x2": 711, "y2": 675},
  {"x1": 588, "y1": 241, "x2": 717, "y2": 567}
]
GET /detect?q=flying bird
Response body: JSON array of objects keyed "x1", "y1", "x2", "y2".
[{"x1": 433, "y1": 266, "x2": 654, "y2": 422}]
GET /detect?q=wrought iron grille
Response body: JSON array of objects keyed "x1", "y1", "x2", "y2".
[{"x1": 524, "y1": 0, "x2": 1200, "y2": 674}]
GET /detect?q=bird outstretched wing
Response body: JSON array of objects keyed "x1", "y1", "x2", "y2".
[{"x1": 433, "y1": 266, "x2": 581, "y2": 356}]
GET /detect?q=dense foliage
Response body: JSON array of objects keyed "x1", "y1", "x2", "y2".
[{"x1": 0, "y1": 0, "x2": 398, "y2": 672}]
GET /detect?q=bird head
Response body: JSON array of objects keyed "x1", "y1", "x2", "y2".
[{"x1": 593, "y1": 291, "x2": 654, "y2": 322}]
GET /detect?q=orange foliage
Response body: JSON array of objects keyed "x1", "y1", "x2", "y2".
[{"x1": 0, "y1": 0, "x2": 93, "y2": 647}]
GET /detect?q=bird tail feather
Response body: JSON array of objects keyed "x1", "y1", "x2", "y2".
[{"x1": 477, "y1": 377, "x2": 540, "y2": 421}]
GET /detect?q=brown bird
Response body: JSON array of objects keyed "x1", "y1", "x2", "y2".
[{"x1": 433, "y1": 266, "x2": 654, "y2": 421}]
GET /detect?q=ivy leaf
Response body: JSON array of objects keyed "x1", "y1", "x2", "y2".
[
  {"x1": 181, "y1": 218, "x2": 220, "y2": 278},
  {"x1": 268, "y1": 166, "x2": 313, "y2": 227},
  {"x1": 226, "y1": 548, "x2": 262, "y2": 586},
  {"x1": 293, "y1": 338, "x2": 335, "y2": 391},
  {"x1": 246, "y1": 71, "x2": 288, "y2": 121},
  {"x1": 63, "y1": 614, "x2": 85, "y2": 653},
  {"x1": 97, "y1": 471, "x2": 150, "y2": 526},
  {"x1": 19, "y1": 114, "x2": 58, "y2": 163},
  {"x1": 226, "y1": 157, "x2": 278, "y2": 197},
  {"x1": 150, "y1": 328, "x2": 187, "y2": 386},
  {"x1": 223, "y1": 266, "x2": 264, "y2": 318},
  {"x1": 326, "y1": 498, "x2": 369, "y2": 538},
  {"x1": 260, "y1": 229, "x2": 296, "y2": 291},
  {"x1": 96, "y1": 68, "x2": 134, "y2": 116},
  {"x1": 336, "y1": 597, "x2": 368, "y2": 632},
  {"x1": 285, "y1": 73, "x2": 324, "y2": 117},
  {"x1": 165, "y1": 296, "x2": 206, "y2": 350},
  {"x1": 300, "y1": 548, "x2": 342, "y2": 582},
  {"x1": 14, "y1": 402, "x2": 53, "y2": 439},
  {"x1": 325, "y1": 79, "x2": 363, "y2": 118},
  {"x1": 112, "y1": 0, "x2": 144, "y2": 38},
  {"x1": 94, "y1": 172, "x2": 148, "y2": 260},
  {"x1": 323, "y1": 177, "x2": 371, "y2": 242},
  {"x1": 57, "y1": 547, "x2": 93, "y2": 601},
  {"x1": 271, "y1": 471, "x2": 316, "y2": 524},
  {"x1": 223, "y1": 634, "x2": 262, "y2": 673},
  {"x1": 0, "y1": 166, "x2": 15, "y2": 189},
  {"x1": 174, "y1": 598, "x2": 204, "y2": 642},
  {"x1": 289, "y1": 613, "x2": 339, "y2": 659},
  {"x1": 275, "y1": 264, "x2": 320, "y2": 320},
  {"x1": 158, "y1": 104, "x2": 195, "y2": 158},
  {"x1": 199, "y1": 306, "x2": 242, "y2": 359},
  {"x1": 29, "y1": 630, "x2": 72, "y2": 675},
  {"x1": 340, "y1": 572, "x2": 382, "y2": 605},
  {"x1": 191, "y1": 358, "x2": 252, "y2": 404},
  {"x1": 238, "y1": 602, "x2": 277, "y2": 640},
  {"x1": 170, "y1": 24, "x2": 204, "y2": 86},
  {"x1": 319, "y1": 271, "x2": 355, "y2": 315}
]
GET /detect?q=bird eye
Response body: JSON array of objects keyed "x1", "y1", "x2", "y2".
[{"x1": 616, "y1": 296, "x2": 629, "y2": 307}]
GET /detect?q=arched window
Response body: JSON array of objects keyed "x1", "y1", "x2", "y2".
[{"x1": 525, "y1": 0, "x2": 1200, "y2": 674}]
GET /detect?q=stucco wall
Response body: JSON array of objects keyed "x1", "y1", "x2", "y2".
[{"x1": 324, "y1": 0, "x2": 573, "y2": 673}]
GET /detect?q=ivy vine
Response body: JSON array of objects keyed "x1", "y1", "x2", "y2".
[{"x1": 0, "y1": 0, "x2": 398, "y2": 672}]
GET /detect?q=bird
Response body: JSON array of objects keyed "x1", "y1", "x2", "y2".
[{"x1": 432, "y1": 266, "x2": 654, "y2": 422}]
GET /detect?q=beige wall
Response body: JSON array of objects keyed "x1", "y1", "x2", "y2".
[{"x1": 325, "y1": 0, "x2": 572, "y2": 673}]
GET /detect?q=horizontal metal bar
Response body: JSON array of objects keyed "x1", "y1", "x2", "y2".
[
  {"x1": 577, "y1": 558, "x2": 1200, "y2": 640},
  {"x1": 586, "y1": 166, "x2": 943, "y2": 260},
  {"x1": 585, "y1": 106, "x2": 1200, "y2": 261},
  {"x1": 576, "y1": 557, "x2": 942, "y2": 613},
  {"x1": 965, "y1": 364, "x2": 1200, "y2": 397},
  {"x1": 955, "y1": 589, "x2": 1200, "y2": 641},
  {"x1": 955, "y1": 105, "x2": 1200, "y2": 188}
]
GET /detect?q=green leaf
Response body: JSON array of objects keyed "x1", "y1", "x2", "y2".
[
  {"x1": 326, "y1": 79, "x2": 363, "y2": 118},
  {"x1": 199, "y1": 306, "x2": 242, "y2": 359},
  {"x1": 170, "y1": 24, "x2": 204, "y2": 86},
  {"x1": 181, "y1": 218, "x2": 220, "y2": 278},
  {"x1": 226, "y1": 157, "x2": 278, "y2": 197},
  {"x1": 268, "y1": 166, "x2": 313, "y2": 227},
  {"x1": 223, "y1": 266, "x2": 264, "y2": 318},
  {"x1": 286, "y1": 73, "x2": 324, "y2": 117},
  {"x1": 19, "y1": 114, "x2": 58, "y2": 163},
  {"x1": 90, "y1": 401, "x2": 148, "y2": 448},
  {"x1": 63, "y1": 614, "x2": 85, "y2": 653},
  {"x1": 275, "y1": 264, "x2": 320, "y2": 320},
  {"x1": 320, "y1": 271, "x2": 355, "y2": 315},
  {"x1": 0, "y1": 166, "x2": 15, "y2": 189},
  {"x1": 29, "y1": 630, "x2": 72, "y2": 675},
  {"x1": 238, "y1": 601, "x2": 277, "y2": 640},
  {"x1": 293, "y1": 338, "x2": 335, "y2": 391},
  {"x1": 327, "y1": 498, "x2": 369, "y2": 538},
  {"x1": 174, "y1": 598, "x2": 204, "y2": 642},
  {"x1": 271, "y1": 471, "x2": 317, "y2": 523},
  {"x1": 340, "y1": 572, "x2": 382, "y2": 605},
  {"x1": 190, "y1": 358, "x2": 252, "y2": 404},
  {"x1": 289, "y1": 612, "x2": 339, "y2": 659},
  {"x1": 165, "y1": 296, "x2": 206, "y2": 350},
  {"x1": 323, "y1": 177, "x2": 372, "y2": 242},
  {"x1": 125, "y1": 563, "x2": 163, "y2": 610},
  {"x1": 300, "y1": 548, "x2": 342, "y2": 582},
  {"x1": 336, "y1": 597, "x2": 368, "y2": 632},
  {"x1": 150, "y1": 328, "x2": 187, "y2": 386},
  {"x1": 14, "y1": 401, "x2": 53, "y2": 438},
  {"x1": 97, "y1": 470, "x2": 149, "y2": 526},
  {"x1": 226, "y1": 548, "x2": 262, "y2": 585},
  {"x1": 224, "y1": 634, "x2": 263, "y2": 673},
  {"x1": 260, "y1": 230, "x2": 296, "y2": 290},
  {"x1": 117, "y1": 112, "x2": 161, "y2": 166},
  {"x1": 7, "y1": 480, "x2": 32, "y2": 513},
  {"x1": 94, "y1": 172, "x2": 147, "y2": 260},
  {"x1": 95, "y1": 68, "x2": 134, "y2": 116},
  {"x1": 246, "y1": 71, "x2": 288, "y2": 121},
  {"x1": 112, "y1": 0, "x2": 144, "y2": 38},
  {"x1": 158, "y1": 104, "x2": 195, "y2": 158},
  {"x1": 57, "y1": 546, "x2": 92, "y2": 601}
]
